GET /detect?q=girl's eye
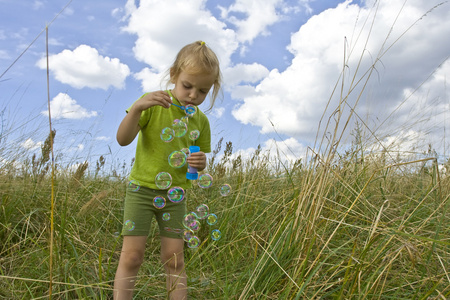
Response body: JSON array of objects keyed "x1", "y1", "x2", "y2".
[{"x1": 183, "y1": 84, "x2": 191, "y2": 89}]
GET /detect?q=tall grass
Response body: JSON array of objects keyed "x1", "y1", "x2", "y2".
[
  {"x1": 1, "y1": 1, "x2": 449, "y2": 299},
  {"x1": 0, "y1": 129, "x2": 448, "y2": 299}
]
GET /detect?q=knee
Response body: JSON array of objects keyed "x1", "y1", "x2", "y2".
[
  {"x1": 161, "y1": 252, "x2": 185, "y2": 271},
  {"x1": 121, "y1": 250, "x2": 144, "y2": 270}
]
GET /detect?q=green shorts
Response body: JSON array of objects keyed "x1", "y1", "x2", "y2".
[{"x1": 121, "y1": 184, "x2": 186, "y2": 239}]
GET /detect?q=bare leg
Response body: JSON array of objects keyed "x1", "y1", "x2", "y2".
[
  {"x1": 114, "y1": 236, "x2": 147, "y2": 300},
  {"x1": 161, "y1": 236, "x2": 187, "y2": 300}
]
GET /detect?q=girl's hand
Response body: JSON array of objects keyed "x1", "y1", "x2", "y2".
[
  {"x1": 187, "y1": 151, "x2": 207, "y2": 171},
  {"x1": 132, "y1": 91, "x2": 172, "y2": 112}
]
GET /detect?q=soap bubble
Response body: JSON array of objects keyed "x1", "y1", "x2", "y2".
[
  {"x1": 155, "y1": 172, "x2": 172, "y2": 189},
  {"x1": 181, "y1": 116, "x2": 189, "y2": 124},
  {"x1": 206, "y1": 213, "x2": 218, "y2": 226},
  {"x1": 160, "y1": 127, "x2": 175, "y2": 142},
  {"x1": 128, "y1": 180, "x2": 140, "y2": 192},
  {"x1": 168, "y1": 150, "x2": 187, "y2": 168},
  {"x1": 168, "y1": 186, "x2": 185, "y2": 203},
  {"x1": 183, "y1": 212, "x2": 197, "y2": 228},
  {"x1": 189, "y1": 130, "x2": 200, "y2": 141},
  {"x1": 153, "y1": 196, "x2": 166, "y2": 209},
  {"x1": 183, "y1": 229, "x2": 194, "y2": 242},
  {"x1": 219, "y1": 184, "x2": 232, "y2": 196},
  {"x1": 197, "y1": 173, "x2": 213, "y2": 188},
  {"x1": 172, "y1": 119, "x2": 187, "y2": 137},
  {"x1": 188, "y1": 220, "x2": 200, "y2": 231},
  {"x1": 185, "y1": 104, "x2": 197, "y2": 117},
  {"x1": 195, "y1": 204, "x2": 209, "y2": 219},
  {"x1": 162, "y1": 213, "x2": 171, "y2": 221},
  {"x1": 187, "y1": 236, "x2": 200, "y2": 248},
  {"x1": 181, "y1": 147, "x2": 190, "y2": 157},
  {"x1": 124, "y1": 220, "x2": 135, "y2": 231},
  {"x1": 211, "y1": 229, "x2": 222, "y2": 241}
]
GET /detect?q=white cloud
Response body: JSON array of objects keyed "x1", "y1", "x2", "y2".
[
  {"x1": 133, "y1": 67, "x2": 167, "y2": 92},
  {"x1": 36, "y1": 44, "x2": 131, "y2": 90},
  {"x1": 212, "y1": 107, "x2": 225, "y2": 118},
  {"x1": 123, "y1": 0, "x2": 238, "y2": 81},
  {"x1": 219, "y1": 0, "x2": 284, "y2": 43},
  {"x1": 218, "y1": 0, "x2": 312, "y2": 44},
  {"x1": 223, "y1": 63, "x2": 270, "y2": 88},
  {"x1": 41, "y1": 92, "x2": 98, "y2": 120},
  {"x1": 33, "y1": 1, "x2": 44, "y2": 10},
  {"x1": 95, "y1": 136, "x2": 110, "y2": 141},
  {"x1": 227, "y1": 137, "x2": 306, "y2": 169},
  {"x1": 0, "y1": 50, "x2": 10, "y2": 60},
  {"x1": 231, "y1": 0, "x2": 450, "y2": 144},
  {"x1": 20, "y1": 138, "x2": 42, "y2": 150}
]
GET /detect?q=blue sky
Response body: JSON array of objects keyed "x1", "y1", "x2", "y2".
[{"x1": 1, "y1": 0, "x2": 449, "y2": 172}]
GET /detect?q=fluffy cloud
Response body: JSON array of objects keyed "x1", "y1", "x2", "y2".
[
  {"x1": 41, "y1": 93, "x2": 98, "y2": 120},
  {"x1": 223, "y1": 63, "x2": 270, "y2": 88},
  {"x1": 231, "y1": 0, "x2": 450, "y2": 144},
  {"x1": 123, "y1": 0, "x2": 238, "y2": 73},
  {"x1": 20, "y1": 138, "x2": 42, "y2": 150},
  {"x1": 225, "y1": 137, "x2": 307, "y2": 168},
  {"x1": 219, "y1": 0, "x2": 312, "y2": 43},
  {"x1": 36, "y1": 44, "x2": 130, "y2": 90}
]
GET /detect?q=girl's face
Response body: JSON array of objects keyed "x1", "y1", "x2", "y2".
[{"x1": 171, "y1": 70, "x2": 216, "y2": 107}]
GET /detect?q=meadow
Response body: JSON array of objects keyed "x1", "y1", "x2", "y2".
[
  {"x1": 1, "y1": 2, "x2": 449, "y2": 298},
  {"x1": 0, "y1": 128, "x2": 449, "y2": 299}
]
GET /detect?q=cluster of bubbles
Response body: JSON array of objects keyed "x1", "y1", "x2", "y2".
[
  {"x1": 124, "y1": 177, "x2": 232, "y2": 244},
  {"x1": 160, "y1": 103, "x2": 199, "y2": 143},
  {"x1": 182, "y1": 203, "x2": 222, "y2": 249},
  {"x1": 123, "y1": 101, "x2": 234, "y2": 247}
]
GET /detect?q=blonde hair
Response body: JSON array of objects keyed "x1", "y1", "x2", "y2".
[{"x1": 167, "y1": 41, "x2": 222, "y2": 110}]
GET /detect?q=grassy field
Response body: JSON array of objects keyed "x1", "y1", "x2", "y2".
[
  {"x1": 0, "y1": 131, "x2": 449, "y2": 299},
  {"x1": 1, "y1": 3, "x2": 449, "y2": 298}
]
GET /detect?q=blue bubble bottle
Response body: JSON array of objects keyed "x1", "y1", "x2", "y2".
[{"x1": 186, "y1": 145, "x2": 200, "y2": 180}]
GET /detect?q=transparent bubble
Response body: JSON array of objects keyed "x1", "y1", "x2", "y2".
[
  {"x1": 160, "y1": 127, "x2": 175, "y2": 142},
  {"x1": 181, "y1": 116, "x2": 189, "y2": 124},
  {"x1": 162, "y1": 213, "x2": 171, "y2": 221},
  {"x1": 183, "y1": 229, "x2": 194, "y2": 242},
  {"x1": 206, "y1": 213, "x2": 218, "y2": 226},
  {"x1": 188, "y1": 220, "x2": 200, "y2": 231},
  {"x1": 219, "y1": 184, "x2": 232, "y2": 196},
  {"x1": 153, "y1": 196, "x2": 166, "y2": 209},
  {"x1": 113, "y1": 231, "x2": 120, "y2": 238},
  {"x1": 181, "y1": 147, "x2": 190, "y2": 157},
  {"x1": 211, "y1": 229, "x2": 222, "y2": 241},
  {"x1": 187, "y1": 236, "x2": 200, "y2": 248},
  {"x1": 155, "y1": 172, "x2": 172, "y2": 189},
  {"x1": 124, "y1": 220, "x2": 135, "y2": 231},
  {"x1": 189, "y1": 130, "x2": 200, "y2": 141},
  {"x1": 197, "y1": 173, "x2": 213, "y2": 188},
  {"x1": 167, "y1": 186, "x2": 185, "y2": 203},
  {"x1": 168, "y1": 150, "x2": 187, "y2": 168},
  {"x1": 128, "y1": 180, "x2": 140, "y2": 192},
  {"x1": 172, "y1": 119, "x2": 187, "y2": 138},
  {"x1": 195, "y1": 204, "x2": 209, "y2": 220},
  {"x1": 185, "y1": 104, "x2": 197, "y2": 117},
  {"x1": 183, "y1": 212, "x2": 197, "y2": 229}
]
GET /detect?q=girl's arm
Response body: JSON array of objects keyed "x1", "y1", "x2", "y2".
[
  {"x1": 116, "y1": 106, "x2": 142, "y2": 146},
  {"x1": 116, "y1": 91, "x2": 172, "y2": 146}
]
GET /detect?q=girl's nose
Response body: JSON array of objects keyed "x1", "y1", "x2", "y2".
[{"x1": 189, "y1": 90, "x2": 198, "y2": 100}]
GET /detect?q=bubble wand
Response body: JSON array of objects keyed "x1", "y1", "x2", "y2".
[
  {"x1": 170, "y1": 102, "x2": 185, "y2": 110},
  {"x1": 170, "y1": 97, "x2": 198, "y2": 117}
]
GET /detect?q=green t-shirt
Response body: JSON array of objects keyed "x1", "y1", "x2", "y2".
[{"x1": 127, "y1": 91, "x2": 211, "y2": 190}]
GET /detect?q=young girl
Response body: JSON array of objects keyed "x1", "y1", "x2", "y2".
[{"x1": 114, "y1": 41, "x2": 222, "y2": 300}]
